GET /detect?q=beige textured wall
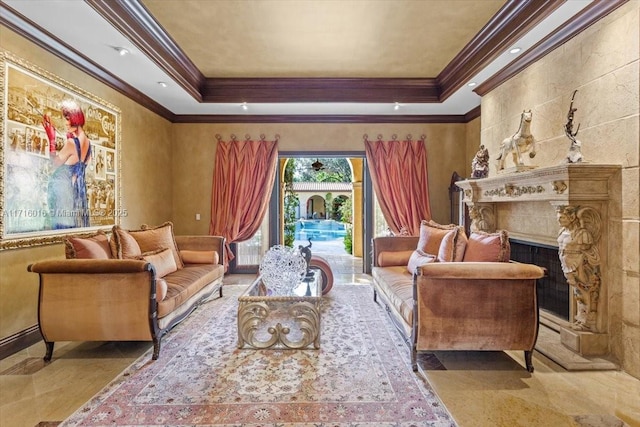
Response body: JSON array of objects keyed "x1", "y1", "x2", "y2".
[
  {"x1": 171, "y1": 123, "x2": 468, "y2": 236},
  {"x1": 465, "y1": 117, "x2": 482, "y2": 178},
  {"x1": 480, "y1": 2, "x2": 639, "y2": 378},
  {"x1": 0, "y1": 29, "x2": 173, "y2": 338}
]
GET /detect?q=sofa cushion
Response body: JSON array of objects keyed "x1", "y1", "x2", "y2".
[
  {"x1": 407, "y1": 249, "x2": 436, "y2": 274},
  {"x1": 463, "y1": 230, "x2": 511, "y2": 262},
  {"x1": 372, "y1": 266, "x2": 414, "y2": 328},
  {"x1": 157, "y1": 263, "x2": 224, "y2": 318},
  {"x1": 141, "y1": 248, "x2": 178, "y2": 278},
  {"x1": 180, "y1": 250, "x2": 219, "y2": 265},
  {"x1": 377, "y1": 250, "x2": 414, "y2": 267},
  {"x1": 110, "y1": 227, "x2": 142, "y2": 259},
  {"x1": 121, "y1": 222, "x2": 184, "y2": 269},
  {"x1": 65, "y1": 230, "x2": 113, "y2": 259}
]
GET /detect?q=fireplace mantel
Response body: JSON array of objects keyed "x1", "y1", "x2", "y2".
[
  {"x1": 455, "y1": 164, "x2": 621, "y2": 205},
  {"x1": 455, "y1": 163, "x2": 622, "y2": 367}
]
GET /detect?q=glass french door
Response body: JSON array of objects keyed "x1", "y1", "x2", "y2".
[{"x1": 228, "y1": 153, "x2": 374, "y2": 274}]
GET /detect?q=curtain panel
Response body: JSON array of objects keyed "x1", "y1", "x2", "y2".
[
  {"x1": 209, "y1": 134, "x2": 279, "y2": 268},
  {"x1": 364, "y1": 134, "x2": 432, "y2": 236}
]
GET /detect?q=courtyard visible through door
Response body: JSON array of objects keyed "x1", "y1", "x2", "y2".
[{"x1": 232, "y1": 155, "x2": 389, "y2": 272}]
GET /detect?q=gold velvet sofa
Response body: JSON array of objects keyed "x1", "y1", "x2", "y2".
[
  {"x1": 28, "y1": 230, "x2": 225, "y2": 362},
  {"x1": 371, "y1": 225, "x2": 546, "y2": 373}
]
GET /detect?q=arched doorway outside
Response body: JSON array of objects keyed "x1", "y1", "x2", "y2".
[
  {"x1": 306, "y1": 195, "x2": 326, "y2": 219},
  {"x1": 231, "y1": 153, "x2": 374, "y2": 274},
  {"x1": 281, "y1": 157, "x2": 362, "y2": 258}
]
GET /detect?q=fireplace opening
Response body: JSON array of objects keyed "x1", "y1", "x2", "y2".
[{"x1": 510, "y1": 239, "x2": 569, "y2": 321}]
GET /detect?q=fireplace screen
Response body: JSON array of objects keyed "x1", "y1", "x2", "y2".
[{"x1": 510, "y1": 240, "x2": 569, "y2": 321}]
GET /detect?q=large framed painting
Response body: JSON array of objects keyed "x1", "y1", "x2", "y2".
[{"x1": 1, "y1": 51, "x2": 122, "y2": 249}]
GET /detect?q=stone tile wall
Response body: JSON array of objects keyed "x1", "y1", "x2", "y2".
[{"x1": 479, "y1": 2, "x2": 639, "y2": 378}]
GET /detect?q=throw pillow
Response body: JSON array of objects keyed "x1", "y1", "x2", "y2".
[
  {"x1": 155, "y1": 278, "x2": 168, "y2": 303},
  {"x1": 407, "y1": 249, "x2": 437, "y2": 274},
  {"x1": 437, "y1": 228, "x2": 459, "y2": 262},
  {"x1": 462, "y1": 230, "x2": 511, "y2": 262},
  {"x1": 141, "y1": 247, "x2": 178, "y2": 278},
  {"x1": 129, "y1": 222, "x2": 184, "y2": 269},
  {"x1": 65, "y1": 230, "x2": 113, "y2": 259},
  {"x1": 180, "y1": 250, "x2": 219, "y2": 265},
  {"x1": 377, "y1": 250, "x2": 414, "y2": 267},
  {"x1": 110, "y1": 226, "x2": 142, "y2": 259},
  {"x1": 416, "y1": 220, "x2": 457, "y2": 256}
]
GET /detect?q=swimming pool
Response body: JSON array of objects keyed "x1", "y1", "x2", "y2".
[{"x1": 294, "y1": 219, "x2": 347, "y2": 241}]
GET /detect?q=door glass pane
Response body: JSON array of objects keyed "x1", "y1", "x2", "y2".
[
  {"x1": 373, "y1": 194, "x2": 390, "y2": 237},
  {"x1": 236, "y1": 211, "x2": 270, "y2": 267}
]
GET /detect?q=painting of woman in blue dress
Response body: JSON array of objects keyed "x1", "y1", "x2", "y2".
[{"x1": 42, "y1": 100, "x2": 92, "y2": 229}]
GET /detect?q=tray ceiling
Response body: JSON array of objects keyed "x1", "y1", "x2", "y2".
[{"x1": 2, "y1": 0, "x2": 600, "y2": 119}]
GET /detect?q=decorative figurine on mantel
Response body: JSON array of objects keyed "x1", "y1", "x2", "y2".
[
  {"x1": 496, "y1": 109, "x2": 537, "y2": 172},
  {"x1": 471, "y1": 145, "x2": 490, "y2": 179},
  {"x1": 563, "y1": 90, "x2": 584, "y2": 164}
]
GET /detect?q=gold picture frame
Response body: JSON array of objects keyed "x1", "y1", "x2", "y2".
[{"x1": 1, "y1": 51, "x2": 122, "y2": 249}]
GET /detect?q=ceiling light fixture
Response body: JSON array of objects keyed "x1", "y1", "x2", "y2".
[
  {"x1": 241, "y1": 102, "x2": 248, "y2": 110},
  {"x1": 394, "y1": 102, "x2": 401, "y2": 111},
  {"x1": 467, "y1": 82, "x2": 477, "y2": 87},
  {"x1": 157, "y1": 81, "x2": 167, "y2": 88},
  {"x1": 509, "y1": 47, "x2": 522, "y2": 54},
  {"x1": 113, "y1": 46, "x2": 130, "y2": 56}
]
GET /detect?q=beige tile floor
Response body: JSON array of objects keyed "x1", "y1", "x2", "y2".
[{"x1": 1, "y1": 255, "x2": 639, "y2": 427}]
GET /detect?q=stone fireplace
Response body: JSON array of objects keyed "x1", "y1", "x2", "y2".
[{"x1": 456, "y1": 164, "x2": 621, "y2": 367}]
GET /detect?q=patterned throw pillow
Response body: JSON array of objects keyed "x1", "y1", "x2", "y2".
[{"x1": 462, "y1": 230, "x2": 511, "y2": 262}]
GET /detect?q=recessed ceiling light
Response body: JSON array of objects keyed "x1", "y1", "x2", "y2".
[
  {"x1": 467, "y1": 82, "x2": 477, "y2": 87},
  {"x1": 241, "y1": 102, "x2": 248, "y2": 110},
  {"x1": 157, "y1": 81, "x2": 167, "y2": 88},
  {"x1": 509, "y1": 47, "x2": 522, "y2": 54},
  {"x1": 113, "y1": 46, "x2": 130, "y2": 56},
  {"x1": 394, "y1": 102, "x2": 401, "y2": 111}
]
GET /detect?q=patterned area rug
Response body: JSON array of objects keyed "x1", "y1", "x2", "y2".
[{"x1": 61, "y1": 285, "x2": 457, "y2": 426}]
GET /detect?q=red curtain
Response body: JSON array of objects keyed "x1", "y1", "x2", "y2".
[
  {"x1": 364, "y1": 134, "x2": 432, "y2": 236},
  {"x1": 209, "y1": 134, "x2": 279, "y2": 268}
]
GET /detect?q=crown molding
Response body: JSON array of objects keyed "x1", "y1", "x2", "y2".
[
  {"x1": 88, "y1": 0, "x2": 562, "y2": 105},
  {"x1": 86, "y1": 0, "x2": 205, "y2": 102},
  {"x1": 3, "y1": 0, "x2": 616, "y2": 124},
  {"x1": 0, "y1": 2, "x2": 176, "y2": 122},
  {"x1": 475, "y1": 0, "x2": 630, "y2": 96},
  {"x1": 437, "y1": 0, "x2": 565, "y2": 101},
  {"x1": 171, "y1": 113, "x2": 476, "y2": 124},
  {"x1": 202, "y1": 78, "x2": 440, "y2": 103}
]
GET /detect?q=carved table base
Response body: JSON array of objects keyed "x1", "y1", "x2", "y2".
[{"x1": 237, "y1": 275, "x2": 322, "y2": 350}]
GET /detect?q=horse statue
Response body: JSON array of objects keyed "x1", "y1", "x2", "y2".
[{"x1": 496, "y1": 110, "x2": 536, "y2": 171}]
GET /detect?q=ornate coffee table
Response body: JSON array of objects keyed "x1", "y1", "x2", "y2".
[{"x1": 237, "y1": 273, "x2": 322, "y2": 349}]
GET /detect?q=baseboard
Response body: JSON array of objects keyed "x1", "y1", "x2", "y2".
[{"x1": 0, "y1": 325, "x2": 41, "y2": 360}]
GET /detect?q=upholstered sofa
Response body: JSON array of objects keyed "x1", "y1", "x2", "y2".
[
  {"x1": 28, "y1": 222, "x2": 225, "y2": 361},
  {"x1": 371, "y1": 221, "x2": 546, "y2": 372}
]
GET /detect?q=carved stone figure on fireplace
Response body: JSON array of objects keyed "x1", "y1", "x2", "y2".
[
  {"x1": 556, "y1": 205, "x2": 602, "y2": 331},
  {"x1": 469, "y1": 204, "x2": 495, "y2": 233}
]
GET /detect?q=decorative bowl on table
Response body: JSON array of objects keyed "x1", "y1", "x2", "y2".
[{"x1": 259, "y1": 245, "x2": 307, "y2": 293}]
